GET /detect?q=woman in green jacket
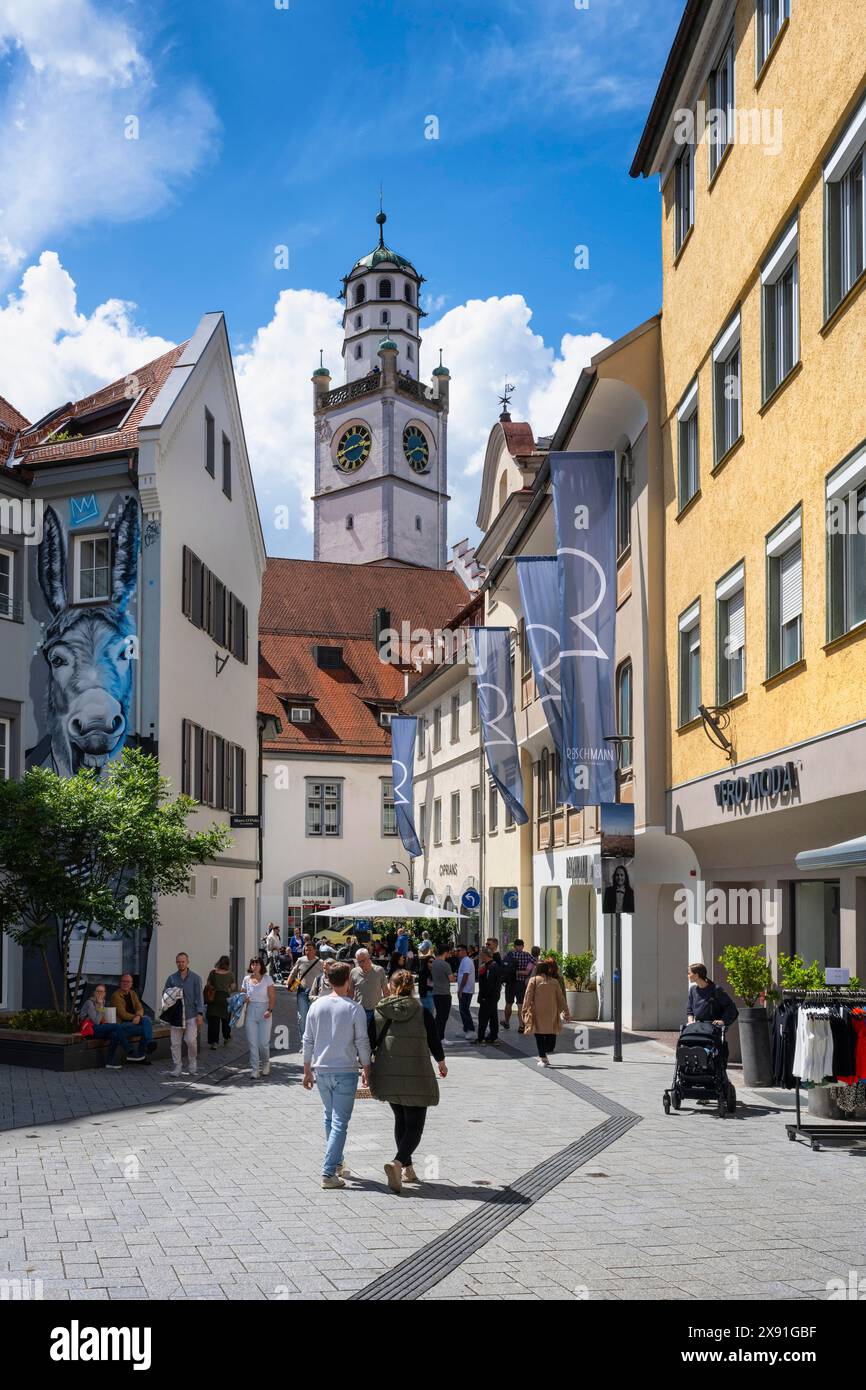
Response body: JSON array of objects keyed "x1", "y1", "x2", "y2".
[
  {"x1": 368, "y1": 969, "x2": 447, "y2": 1195},
  {"x1": 205, "y1": 955, "x2": 236, "y2": 1048}
]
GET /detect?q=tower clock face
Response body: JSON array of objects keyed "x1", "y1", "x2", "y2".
[
  {"x1": 403, "y1": 424, "x2": 429, "y2": 473},
  {"x1": 335, "y1": 423, "x2": 372, "y2": 473}
]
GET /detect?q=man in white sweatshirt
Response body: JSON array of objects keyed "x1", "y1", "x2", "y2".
[{"x1": 302, "y1": 962, "x2": 372, "y2": 1189}]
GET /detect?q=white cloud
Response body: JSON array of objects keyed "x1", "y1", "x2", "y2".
[
  {"x1": 0, "y1": 0, "x2": 218, "y2": 274},
  {"x1": 0, "y1": 251, "x2": 173, "y2": 421},
  {"x1": 1, "y1": 253, "x2": 611, "y2": 559}
]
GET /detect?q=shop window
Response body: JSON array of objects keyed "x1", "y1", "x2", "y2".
[
  {"x1": 712, "y1": 312, "x2": 742, "y2": 463},
  {"x1": 716, "y1": 564, "x2": 745, "y2": 703},
  {"x1": 792, "y1": 880, "x2": 840, "y2": 969},
  {"x1": 678, "y1": 601, "x2": 701, "y2": 724},
  {"x1": 824, "y1": 91, "x2": 866, "y2": 317},
  {"x1": 766, "y1": 509, "x2": 802, "y2": 675},
  {"x1": 762, "y1": 218, "x2": 799, "y2": 400},
  {"x1": 827, "y1": 441, "x2": 866, "y2": 639}
]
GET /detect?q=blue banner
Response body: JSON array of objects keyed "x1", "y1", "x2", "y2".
[
  {"x1": 549, "y1": 451, "x2": 617, "y2": 807},
  {"x1": 470, "y1": 627, "x2": 529, "y2": 826},
  {"x1": 390, "y1": 716, "x2": 422, "y2": 857},
  {"x1": 515, "y1": 555, "x2": 568, "y2": 805}
]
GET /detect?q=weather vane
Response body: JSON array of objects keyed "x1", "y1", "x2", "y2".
[{"x1": 498, "y1": 382, "x2": 515, "y2": 415}]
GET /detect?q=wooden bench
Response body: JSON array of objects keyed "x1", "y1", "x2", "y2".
[{"x1": 0, "y1": 1023, "x2": 172, "y2": 1072}]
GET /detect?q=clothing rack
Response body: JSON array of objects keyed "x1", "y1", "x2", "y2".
[{"x1": 782, "y1": 989, "x2": 866, "y2": 1150}]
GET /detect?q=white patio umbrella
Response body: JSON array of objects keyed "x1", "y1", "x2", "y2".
[{"x1": 313, "y1": 897, "x2": 456, "y2": 921}]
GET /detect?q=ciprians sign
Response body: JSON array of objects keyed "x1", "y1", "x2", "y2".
[{"x1": 714, "y1": 760, "x2": 799, "y2": 810}]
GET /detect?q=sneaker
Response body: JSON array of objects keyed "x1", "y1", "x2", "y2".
[
  {"x1": 383, "y1": 1161, "x2": 403, "y2": 1195},
  {"x1": 517, "y1": 1026, "x2": 525, "y2": 1035},
  {"x1": 105, "y1": 1061, "x2": 123, "y2": 1070},
  {"x1": 210, "y1": 1044, "x2": 218, "y2": 1051},
  {"x1": 337, "y1": 1163, "x2": 350, "y2": 1178},
  {"x1": 188, "y1": 1067, "x2": 198, "y2": 1076},
  {"x1": 262, "y1": 1061, "x2": 271, "y2": 1076},
  {"x1": 502, "y1": 1019, "x2": 510, "y2": 1030},
  {"x1": 169, "y1": 1069, "x2": 183, "y2": 1078},
  {"x1": 536, "y1": 1058, "x2": 548, "y2": 1068},
  {"x1": 126, "y1": 1053, "x2": 145, "y2": 1063},
  {"x1": 489, "y1": 1038, "x2": 502, "y2": 1047},
  {"x1": 402, "y1": 1166, "x2": 420, "y2": 1184},
  {"x1": 321, "y1": 1174, "x2": 346, "y2": 1190},
  {"x1": 463, "y1": 1028, "x2": 474, "y2": 1037},
  {"x1": 249, "y1": 1073, "x2": 260, "y2": 1081}
]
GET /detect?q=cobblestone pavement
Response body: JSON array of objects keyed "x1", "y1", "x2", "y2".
[{"x1": 1, "y1": 989, "x2": 864, "y2": 1301}]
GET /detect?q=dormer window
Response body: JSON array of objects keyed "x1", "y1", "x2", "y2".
[
  {"x1": 313, "y1": 644, "x2": 343, "y2": 669},
  {"x1": 354, "y1": 284, "x2": 366, "y2": 304},
  {"x1": 290, "y1": 706, "x2": 313, "y2": 724},
  {"x1": 378, "y1": 279, "x2": 392, "y2": 299},
  {"x1": 379, "y1": 710, "x2": 393, "y2": 728}
]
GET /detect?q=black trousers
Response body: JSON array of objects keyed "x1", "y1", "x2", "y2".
[
  {"x1": 477, "y1": 997, "x2": 499, "y2": 1041},
  {"x1": 390, "y1": 1104, "x2": 427, "y2": 1166},
  {"x1": 207, "y1": 1016, "x2": 231, "y2": 1045},
  {"x1": 534, "y1": 1033, "x2": 557, "y2": 1057},
  {"x1": 433, "y1": 994, "x2": 452, "y2": 1040}
]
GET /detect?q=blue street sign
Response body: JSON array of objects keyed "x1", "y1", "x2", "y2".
[
  {"x1": 461, "y1": 889, "x2": 481, "y2": 911},
  {"x1": 503, "y1": 889, "x2": 519, "y2": 910}
]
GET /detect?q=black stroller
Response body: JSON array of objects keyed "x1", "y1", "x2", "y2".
[{"x1": 663, "y1": 1021, "x2": 736, "y2": 1116}]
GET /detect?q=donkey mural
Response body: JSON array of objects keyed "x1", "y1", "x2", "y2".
[{"x1": 35, "y1": 496, "x2": 140, "y2": 777}]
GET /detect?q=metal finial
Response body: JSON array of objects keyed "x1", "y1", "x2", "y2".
[
  {"x1": 439, "y1": 348, "x2": 444, "y2": 367},
  {"x1": 319, "y1": 349, "x2": 324, "y2": 368},
  {"x1": 498, "y1": 382, "x2": 514, "y2": 415},
  {"x1": 376, "y1": 187, "x2": 386, "y2": 245}
]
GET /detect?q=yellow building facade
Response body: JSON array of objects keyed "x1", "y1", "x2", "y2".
[{"x1": 633, "y1": 0, "x2": 866, "y2": 979}]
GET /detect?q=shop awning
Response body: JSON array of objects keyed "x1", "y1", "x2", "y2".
[{"x1": 795, "y1": 835, "x2": 866, "y2": 872}]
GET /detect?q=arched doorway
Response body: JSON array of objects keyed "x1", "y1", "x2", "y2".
[{"x1": 285, "y1": 872, "x2": 351, "y2": 938}]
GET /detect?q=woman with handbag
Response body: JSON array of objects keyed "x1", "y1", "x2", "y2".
[
  {"x1": 521, "y1": 958, "x2": 571, "y2": 1067},
  {"x1": 368, "y1": 969, "x2": 447, "y2": 1195},
  {"x1": 241, "y1": 957, "x2": 277, "y2": 1080},
  {"x1": 287, "y1": 943, "x2": 323, "y2": 1039},
  {"x1": 205, "y1": 955, "x2": 236, "y2": 1049}
]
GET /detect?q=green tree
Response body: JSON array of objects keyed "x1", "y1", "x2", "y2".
[{"x1": 0, "y1": 748, "x2": 230, "y2": 1013}]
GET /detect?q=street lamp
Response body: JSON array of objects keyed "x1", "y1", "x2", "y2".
[
  {"x1": 387, "y1": 859, "x2": 412, "y2": 895},
  {"x1": 603, "y1": 733, "x2": 634, "y2": 1065}
]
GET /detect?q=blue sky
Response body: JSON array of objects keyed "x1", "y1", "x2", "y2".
[{"x1": 0, "y1": 0, "x2": 684, "y2": 554}]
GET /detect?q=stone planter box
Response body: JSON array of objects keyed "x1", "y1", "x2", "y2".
[
  {"x1": 565, "y1": 988, "x2": 597, "y2": 1021},
  {"x1": 0, "y1": 1024, "x2": 171, "y2": 1071}
]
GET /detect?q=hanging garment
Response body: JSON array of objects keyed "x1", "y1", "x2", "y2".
[
  {"x1": 772, "y1": 999, "x2": 799, "y2": 1088},
  {"x1": 838, "y1": 1010, "x2": 866, "y2": 1085},
  {"x1": 830, "y1": 1010, "x2": 857, "y2": 1080}
]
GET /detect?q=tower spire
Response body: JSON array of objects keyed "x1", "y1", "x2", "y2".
[{"x1": 376, "y1": 187, "x2": 386, "y2": 248}]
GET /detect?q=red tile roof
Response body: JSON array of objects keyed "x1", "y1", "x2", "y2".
[
  {"x1": 0, "y1": 396, "x2": 29, "y2": 435},
  {"x1": 2, "y1": 345, "x2": 184, "y2": 469},
  {"x1": 501, "y1": 421, "x2": 537, "y2": 459},
  {"x1": 259, "y1": 558, "x2": 469, "y2": 756}
]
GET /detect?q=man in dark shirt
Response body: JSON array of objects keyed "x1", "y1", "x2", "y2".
[
  {"x1": 472, "y1": 949, "x2": 503, "y2": 1046},
  {"x1": 502, "y1": 939, "x2": 535, "y2": 1033}
]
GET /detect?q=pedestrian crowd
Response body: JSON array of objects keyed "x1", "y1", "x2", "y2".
[{"x1": 78, "y1": 926, "x2": 573, "y2": 1189}]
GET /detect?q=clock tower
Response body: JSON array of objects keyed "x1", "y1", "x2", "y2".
[{"x1": 312, "y1": 211, "x2": 450, "y2": 568}]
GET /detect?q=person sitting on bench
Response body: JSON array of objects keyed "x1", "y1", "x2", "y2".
[
  {"x1": 111, "y1": 973, "x2": 156, "y2": 1062},
  {"x1": 80, "y1": 984, "x2": 143, "y2": 1069}
]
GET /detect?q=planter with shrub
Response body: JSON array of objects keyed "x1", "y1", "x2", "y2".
[
  {"x1": 561, "y1": 950, "x2": 597, "y2": 1021},
  {"x1": 717, "y1": 944, "x2": 773, "y2": 1087}
]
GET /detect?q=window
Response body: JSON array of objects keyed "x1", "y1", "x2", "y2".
[
  {"x1": 74, "y1": 535, "x2": 111, "y2": 603},
  {"x1": 417, "y1": 716, "x2": 426, "y2": 758},
  {"x1": 450, "y1": 692, "x2": 460, "y2": 743},
  {"x1": 716, "y1": 564, "x2": 746, "y2": 703},
  {"x1": 827, "y1": 442, "x2": 866, "y2": 640},
  {"x1": 471, "y1": 785, "x2": 481, "y2": 839},
  {"x1": 505, "y1": 799, "x2": 514, "y2": 830},
  {"x1": 354, "y1": 314, "x2": 362, "y2": 328},
  {"x1": 674, "y1": 143, "x2": 694, "y2": 252},
  {"x1": 762, "y1": 218, "x2": 799, "y2": 399},
  {"x1": 766, "y1": 509, "x2": 803, "y2": 675},
  {"x1": 450, "y1": 791, "x2": 460, "y2": 842},
  {"x1": 824, "y1": 92, "x2": 866, "y2": 317},
  {"x1": 792, "y1": 880, "x2": 840, "y2": 970},
  {"x1": 381, "y1": 779, "x2": 397, "y2": 836},
  {"x1": 712, "y1": 312, "x2": 742, "y2": 463},
  {"x1": 205, "y1": 409, "x2": 215, "y2": 477},
  {"x1": 381, "y1": 310, "x2": 390, "y2": 326},
  {"x1": 488, "y1": 781, "x2": 498, "y2": 833},
  {"x1": 232, "y1": 744, "x2": 246, "y2": 814},
  {"x1": 0, "y1": 717, "x2": 10, "y2": 780},
  {"x1": 290, "y1": 706, "x2": 312, "y2": 723},
  {"x1": 616, "y1": 447, "x2": 632, "y2": 556},
  {"x1": 346, "y1": 514, "x2": 354, "y2": 530},
  {"x1": 222, "y1": 433, "x2": 232, "y2": 499},
  {"x1": 306, "y1": 780, "x2": 342, "y2": 837},
  {"x1": 406, "y1": 314, "x2": 413, "y2": 329},
  {"x1": 433, "y1": 797, "x2": 442, "y2": 845},
  {"x1": 404, "y1": 283, "x2": 413, "y2": 303},
  {"x1": 0, "y1": 549, "x2": 13, "y2": 619},
  {"x1": 708, "y1": 32, "x2": 734, "y2": 179},
  {"x1": 539, "y1": 748, "x2": 550, "y2": 816},
  {"x1": 314, "y1": 645, "x2": 343, "y2": 669},
  {"x1": 378, "y1": 279, "x2": 392, "y2": 299},
  {"x1": 354, "y1": 284, "x2": 365, "y2": 304},
  {"x1": 677, "y1": 379, "x2": 699, "y2": 508},
  {"x1": 470, "y1": 682, "x2": 479, "y2": 732},
  {"x1": 756, "y1": 0, "x2": 789, "y2": 71},
  {"x1": 229, "y1": 594, "x2": 247, "y2": 662},
  {"x1": 354, "y1": 344, "x2": 363, "y2": 360},
  {"x1": 212, "y1": 577, "x2": 226, "y2": 647},
  {"x1": 419, "y1": 803, "x2": 427, "y2": 846},
  {"x1": 616, "y1": 660, "x2": 633, "y2": 769},
  {"x1": 379, "y1": 710, "x2": 393, "y2": 728},
  {"x1": 407, "y1": 344, "x2": 414, "y2": 360},
  {"x1": 678, "y1": 602, "x2": 701, "y2": 724},
  {"x1": 415, "y1": 515, "x2": 422, "y2": 532},
  {"x1": 181, "y1": 548, "x2": 247, "y2": 662},
  {"x1": 432, "y1": 705, "x2": 442, "y2": 752}
]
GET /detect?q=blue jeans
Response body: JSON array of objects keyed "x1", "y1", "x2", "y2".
[
  {"x1": 315, "y1": 1072, "x2": 358, "y2": 1176},
  {"x1": 118, "y1": 1018, "x2": 152, "y2": 1057},
  {"x1": 421, "y1": 994, "x2": 434, "y2": 1015},
  {"x1": 297, "y1": 988, "x2": 312, "y2": 1039},
  {"x1": 246, "y1": 1000, "x2": 272, "y2": 1075},
  {"x1": 458, "y1": 991, "x2": 474, "y2": 1032},
  {"x1": 92, "y1": 1023, "x2": 130, "y2": 1065}
]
